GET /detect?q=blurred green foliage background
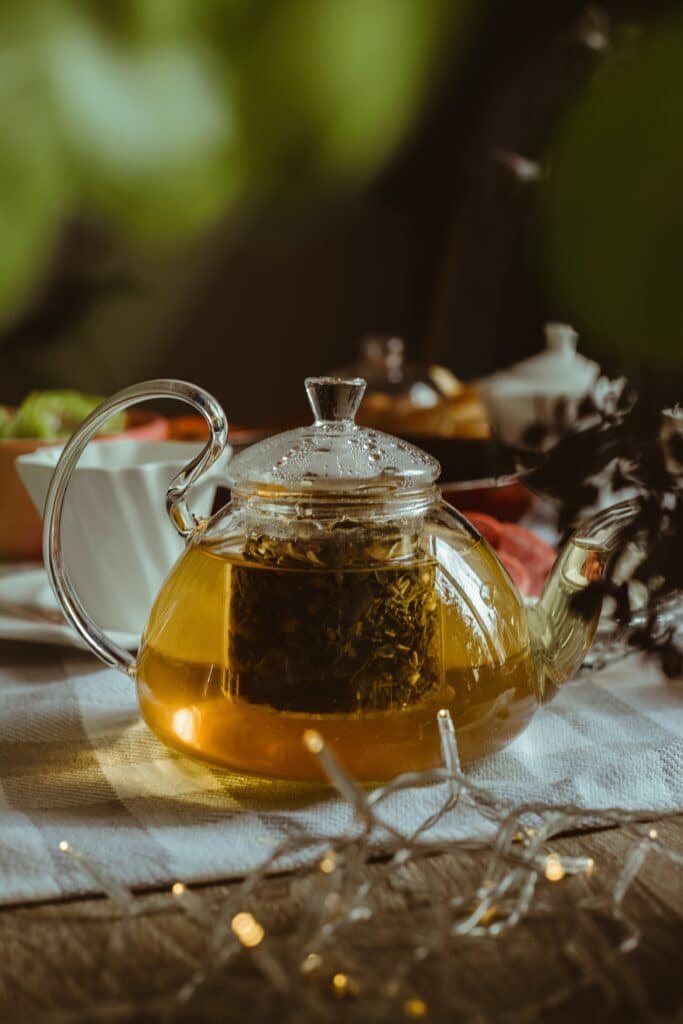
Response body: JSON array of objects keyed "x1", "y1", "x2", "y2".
[
  {"x1": 545, "y1": 12, "x2": 683, "y2": 370},
  {"x1": 0, "y1": 0, "x2": 467, "y2": 325},
  {"x1": 0, "y1": 0, "x2": 681, "y2": 391}
]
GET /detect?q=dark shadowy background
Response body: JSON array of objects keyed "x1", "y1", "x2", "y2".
[{"x1": 1, "y1": 0, "x2": 680, "y2": 424}]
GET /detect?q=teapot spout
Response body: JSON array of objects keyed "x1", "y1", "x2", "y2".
[{"x1": 528, "y1": 501, "x2": 636, "y2": 702}]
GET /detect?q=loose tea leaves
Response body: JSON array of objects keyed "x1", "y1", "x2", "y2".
[{"x1": 223, "y1": 529, "x2": 442, "y2": 714}]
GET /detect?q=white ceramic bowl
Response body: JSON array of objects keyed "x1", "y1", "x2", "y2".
[{"x1": 16, "y1": 440, "x2": 231, "y2": 636}]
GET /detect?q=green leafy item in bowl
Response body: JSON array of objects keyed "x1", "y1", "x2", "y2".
[{"x1": 0, "y1": 391, "x2": 125, "y2": 439}]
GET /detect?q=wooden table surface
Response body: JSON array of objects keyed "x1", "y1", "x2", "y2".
[{"x1": 0, "y1": 641, "x2": 681, "y2": 1023}]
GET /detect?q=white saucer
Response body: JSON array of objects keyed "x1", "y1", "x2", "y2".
[{"x1": 0, "y1": 564, "x2": 139, "y2": 652}]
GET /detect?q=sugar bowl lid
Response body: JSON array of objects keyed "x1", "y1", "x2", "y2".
[{"x1": 227, "y1": 377, "x2": 440, "y2": 493}]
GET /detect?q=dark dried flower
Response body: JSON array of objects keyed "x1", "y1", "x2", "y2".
[{"x1": 519, "y1": 381, "x2": 682, "y2": 680}]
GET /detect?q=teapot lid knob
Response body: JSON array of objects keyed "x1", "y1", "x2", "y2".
[{"x1": 305, "y1": 376, "x2": 366, "y2": 425}]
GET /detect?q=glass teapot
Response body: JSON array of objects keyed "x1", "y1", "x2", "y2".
[{"x1": 44, "y1": 377, "x2": 632, "y2": 783}]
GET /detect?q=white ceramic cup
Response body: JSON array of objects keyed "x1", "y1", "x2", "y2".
[{"x1": 16, "y1": 440, "x2": 231, "y2": 636}]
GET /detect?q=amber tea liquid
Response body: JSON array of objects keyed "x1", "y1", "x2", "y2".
[{"x1": 136, "y1": 539, "x2": 538, "y2": 781}]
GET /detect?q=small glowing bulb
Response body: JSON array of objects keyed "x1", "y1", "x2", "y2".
[
  {"x1": 649, "y1": 828, "x2": 658, "y2": 840},
  {"x1": 512, "y1": 825, "x2": 539, "y2": 844},
  {"x1": 404, "y1": 998, "x2": 429, "y2": 1019},
  {"x1": 545, "y1": 854, "x2": 566, "y2": 882},
  {"x1": 303, "y1": 730, "x2": 324, "y2": 754},
  {"x1": 480, "y1": 905, "x2": 498, "y2": 925},
  {"x1": 58, "y1": 840, "x2": 69, "y2": 852},
  {"x1": 172, "y1": 882, "x2": 186, "y2": 896},
  {"x1": 438, "y1": 708, "x2": 448, "y2": 719},
  {"x1": 231, "y1": 912, "x2": 265, "y2": 948},
  {"x1": 300, "y1": 952, "x2": 323, "y2": 975},
  {"x1": 584, "y1": 857, "x2": 595, "y2": 876},
  {"x1": 319, "y1": 851, "x2": 336, "y2": 874},
  {"x1": 332, "y1": 973, "x2": 349, "y2": 997}
]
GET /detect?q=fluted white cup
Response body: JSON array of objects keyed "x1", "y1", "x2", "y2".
[{"x1": 16, "y1": 441, "x2": 231, "y2": 636}]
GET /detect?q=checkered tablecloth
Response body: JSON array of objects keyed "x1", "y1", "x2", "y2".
[{"x1": 1, "y1": 644, "x2": 681, "y2": 906}]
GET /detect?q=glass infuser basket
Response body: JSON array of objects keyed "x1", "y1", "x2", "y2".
[{"x1": 44, "y1": 377, "x2": 634, "y2": 782}]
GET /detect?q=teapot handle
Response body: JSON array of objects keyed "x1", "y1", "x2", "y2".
[{"x1": 43, "y1": 379, "x2": 228, "y2": 676}]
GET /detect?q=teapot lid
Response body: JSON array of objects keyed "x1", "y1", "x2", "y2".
[{"x1": 227, "y1": 377, "x2": 440, "y2": 493}]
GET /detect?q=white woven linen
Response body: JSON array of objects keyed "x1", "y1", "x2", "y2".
[{"x1": 0, "y1": 646, "x2": 681, "y2": 905}]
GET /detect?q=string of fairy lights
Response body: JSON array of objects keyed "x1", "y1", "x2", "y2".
[{"x1": 41, "y1": 706, "x2": 682, "y2": 1023}]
